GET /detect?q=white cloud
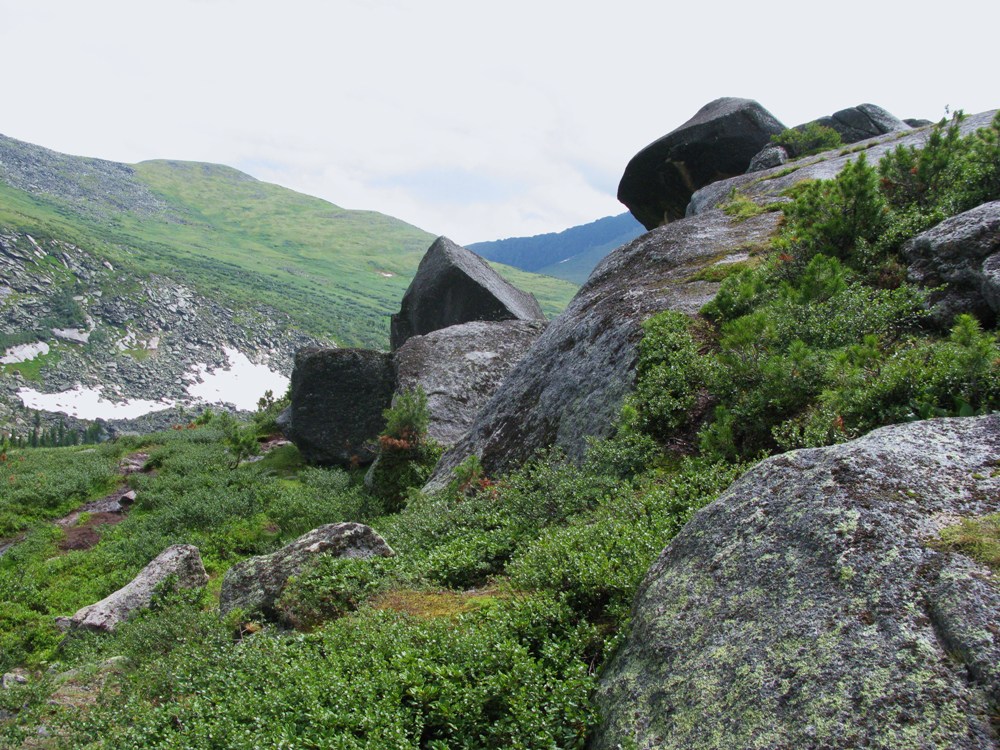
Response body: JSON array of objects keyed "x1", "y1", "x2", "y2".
[{"x1": 0, "y1": 0, "x2": 996, "y2": 243}]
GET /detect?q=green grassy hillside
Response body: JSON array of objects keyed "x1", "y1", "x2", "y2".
[{"x1": 0, "y1": 139, "x2": 577, "y2": 348}]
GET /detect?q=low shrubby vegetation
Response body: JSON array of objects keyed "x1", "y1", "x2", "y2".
[
  {"x1": 631, "y1": 112, "x2": 1000, "y2": 463},
  {"x1": 0, "y1": 408, "x2": 730, "y2": 747},
  {"x1": 771, "y1": 122, "x2": 843, "y2": 158},
  {"x1": 1, "y1": 113, "x2": 999, "y2": 748}
]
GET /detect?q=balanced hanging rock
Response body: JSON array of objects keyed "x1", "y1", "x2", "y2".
[
  {"x1": 219, "y1": 523, "x2": 394, "y2": 620},
  {"x1": 617, "y1": 97, "x2": 785, "y2": 230},
  {"x1": 389, "y1": 236, "x2": 545, "y2": 351},
  {"x1": 69, "y1": 544, "x2": 208, "y2": 632},
  {"x1": 592, "y1": 415, "x2": 1000, "y2": 750}
]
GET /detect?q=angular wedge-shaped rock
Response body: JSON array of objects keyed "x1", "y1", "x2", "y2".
[
  {"x1": 219, "y1": 523, "x2": 394, "y2": 620},
  {"x1": 389, "y1": 236, "x2": 544, "y2": 350},
  {"x1": 70, "y1": 544, "x2": 207, "y2": 632},
  {"x1": 618, "y1": 97, "x2": 785, "y2": 229},
  {"x1": 593, "y1": 415, "x2": 1000, "y2": 750}
]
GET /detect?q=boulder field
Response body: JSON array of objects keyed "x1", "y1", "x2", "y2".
[
  {"x1": 285, "y1": 236, "x2": 546, "y2": 467},
  {"x1": 428, "y1": 107, "x2": 998, "y2": 488}
]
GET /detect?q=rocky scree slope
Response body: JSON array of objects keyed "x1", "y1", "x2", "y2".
[
  {"x1": 593, "y1": 414, "x2": 1000, "y2": 750},
  {"x1": 0, "y1": 229, "x2": 319, "y2": 435}
]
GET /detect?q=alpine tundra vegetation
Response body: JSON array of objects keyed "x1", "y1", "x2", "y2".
[{"x1": 1, "y1": 104, "x2": 999, "y2": 749}]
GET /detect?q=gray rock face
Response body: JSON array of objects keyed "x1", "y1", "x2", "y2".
[
  {"x1": 813, "y1": 103, "x2": 911, "y2": 144},
  {"x1": 393, "y1": 320, "x2": 546, "y2": 447},
  {"x1": 904, "y1": 200, "x2": 1000, "y2": 326},
  {"x1": 426, "y1": 209, "x2": 780, "y2": 489},
  {"x1": 593, "y1": 415, "x2": 1000, "y2": 750},
  {"x1": 389, "y1": 236, "x2": 545, "y2": 351},
  {"x1": 70, "y1": 545, "x2": 207, "y2": 632},
  {"x1": 286, "y1": 348, "x2": 395, "y2": 467},
  {"x1": 219, "y1": 523, "x2": 394, "y2": 619},
  {"x1": 688, "y1": 109, "x2": 998, "y2": 218},
  {"x1": 746, "y1": 144, "x2": 788, "y2": 173},
  {"x1": 617, "y1": 98, "x2": 785, "y2": 230}
]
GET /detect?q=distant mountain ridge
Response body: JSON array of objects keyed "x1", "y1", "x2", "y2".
[
  {"x1": 0, "y1": 133, "x2": 577, "y2": 434},
  {"x1": 469, "y1": 212, "x2": 645, "y2": 284}
]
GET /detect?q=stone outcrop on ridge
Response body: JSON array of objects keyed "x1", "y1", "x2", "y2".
[
  {"x1": 812, "y1": 102, "x2": 911, "y2": 144},
  {"x1": 617, "y1": 97, "x2": 785, "y2": 230},
  {"x1": 592, "y1": 415, "x2": 1000, "y2": 750},
  {"x1": 428, "y1": 108, "x2": 999, "y2": 491},
  {"x1": 687, "y1": 109, "x2": 997, "y2": 218},
  {"x1": 389, "y1": 236, "x2": 545, "y2": 351},
  {"x1": 425, "y1": 208, "x2": 779, "y2": 489},
  {"x1": 286, "y1": 237, "x2": 548, "y2": 466}
]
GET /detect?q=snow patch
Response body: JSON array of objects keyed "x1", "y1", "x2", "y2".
[
  {"x1": 1, "y1": 342, "x2": 50, "y2": 364},
  {"x1": 17, "y1": 385, "x2": 175, "y2": 420},
  {"x1": 185, "y1": 347, "x2": 288, "y2": 411}
]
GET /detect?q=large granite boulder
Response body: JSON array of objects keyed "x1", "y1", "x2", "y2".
[
  {"x1": 904, "y1": 200, "x2": 1000, "y2": 326},
  {"x1": 426, "y1": 209, "x2": 780, "y2": 489},
  {"x1": 592, "y1": 415, "x2": 1000, "y2": 750},
  {"x1": 389, "y1": 236, "x2": 545, "y2": 351},
  {"x1": 286, "y1": 348, "x2": 395, "y2": 467},
  {"x1": 427, "y1": 109, "x2": 1000, "y2": 491},
  {"x1": 393, "y1": 320, "x2": 546, "y2": 448},
  {"x1": 219, "y1": 523, "x2": 394, "y2": 620},
  {"x1": 687, "y1": 109, "x2": 997, "y2": 218},
  {"x1": 617, "y1": 98, "x2": 785, "y2": 230},
  {"x1": 70, "y1": 545, "x2": 208, "y2": 632},
  {"x1": 813, "y1": 102, "x2": 911, "y2": 144}
]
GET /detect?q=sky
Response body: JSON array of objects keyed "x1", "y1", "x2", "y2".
[{"x1": 1, "y1": 0, "x2": 997, "y2": 246}]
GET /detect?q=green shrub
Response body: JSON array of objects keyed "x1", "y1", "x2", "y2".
[
  {"x1": 702, "y1": 264, "x2": 772, "y2": 322},
  {"x1": 771, "y1": 122, "x2": 843, "y2": 157},
  {"x1": 382, "y1": 386, "x2": 430, "y2": 442},
  {"x1": 276, "y1": 555, "x2": 393, "y2": 629},
  {"x1": 59, "y1": 597, "x2": 598, "y2": 749},
  {"x1": 216, "y1": 411, "x2": 260, "y2": 469},
  {"x1": 782, "y1": 153, "x2": 887, "y2": 262},
  {"x1": 627, "y1": 311, "x2": 711, "y2": 441},
  {"x1": 369, "y1": 387, "x2": 441, "y2": 512}
]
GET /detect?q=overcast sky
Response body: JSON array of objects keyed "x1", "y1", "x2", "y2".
[{"x1": 1, "y1": 0, "x2": 997, "y2": 245}]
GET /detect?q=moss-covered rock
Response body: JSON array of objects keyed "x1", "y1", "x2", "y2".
[{"x1": 592, "y1": 415, "x2": 1000, "y2": 749}]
